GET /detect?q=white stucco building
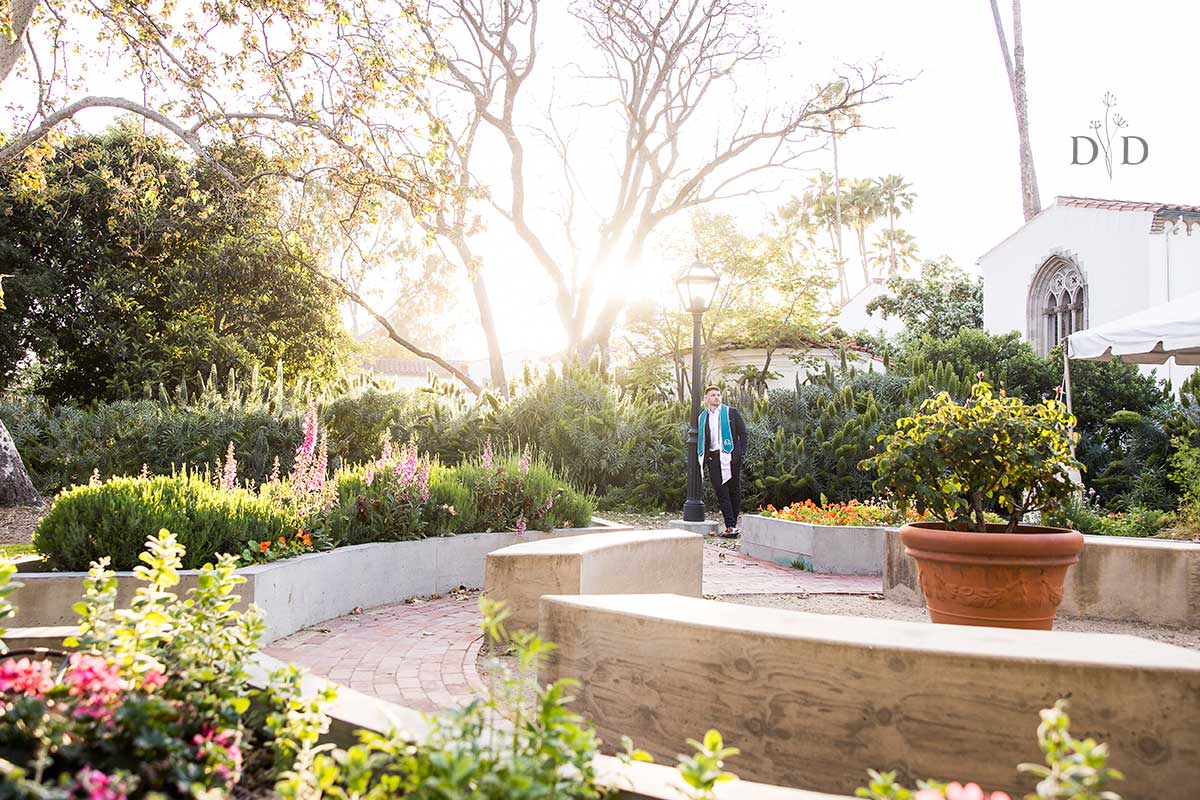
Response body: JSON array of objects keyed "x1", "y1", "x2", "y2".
[
  {"x1": 835, "y1": 279, "x2": 907, "y2": 340},
  {"x1": 710, "y1": 342, "x2": 885, "y2": 391},
  {"x1": 979, "y1": 196, "x2": 1200, "y2": 384}
]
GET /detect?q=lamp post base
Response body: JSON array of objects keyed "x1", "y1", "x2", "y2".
[{"x1": 669, "y1": 519, "x2": 720, "y2": 536}]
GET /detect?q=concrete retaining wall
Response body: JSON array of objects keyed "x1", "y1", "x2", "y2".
[
  {"x1": 539, "y1": 593, "x2": 1200, "y2": 799},
  {"x1": 484, "y1": 529, "x2": 703, "y2": 631},
  {"x1": 883, "y1": 528, "x2": 1200, "y2": 627},
  {"x1": 740, "y1": 515, "x2": 885, "y2": 575},
  {"x1": 9, "y1": 525, "x2": 624, "y2": 642}
]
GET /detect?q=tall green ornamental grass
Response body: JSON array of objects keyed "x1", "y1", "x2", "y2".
[{"x1": 33, "y1": 472, "x2": 303, "y2": 570}]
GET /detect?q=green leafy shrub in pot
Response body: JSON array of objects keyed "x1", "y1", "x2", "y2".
[
  {"x1": 33, "y1": 472, "x2": 303, "y2": 570},
  {"x1": 862, "y1": 380, "x2": 1081, "y2": 531}
]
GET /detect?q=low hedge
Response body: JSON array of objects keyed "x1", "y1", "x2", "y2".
[
  {"x1": 33, "y1": 473, "x2": 303, "y2": 570},
  {"x1": 34, "y1": 458, "x2": 596, "y2": 571},
  {"x1": 317, "y1": 455, "x2": 594, "y2": 548}
]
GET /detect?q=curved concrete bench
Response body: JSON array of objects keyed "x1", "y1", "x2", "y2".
[
  {"x1": 484, "y1": 529, "x2": 703, "y2": 633},
  {"x1": 539, "y1": 593, "x2": 1200, "y2": 800}
]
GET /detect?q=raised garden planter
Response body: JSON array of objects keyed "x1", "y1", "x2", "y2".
[
  {"x1": 884, "y1": 528, "x2": 1200, "y2": 628},
  {"x1": 739, "y1": 514, "x2": 885, "y2": 575},
  {"x1": 9, "y1": 524, "x2": 625, "y2": 641}
]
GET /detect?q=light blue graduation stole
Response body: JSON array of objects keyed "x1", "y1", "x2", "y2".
[{"x1": 697, "y1": 404, "x2": 734, "y2": 458}]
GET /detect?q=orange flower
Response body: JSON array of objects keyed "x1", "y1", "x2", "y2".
[
  {"x1": 279, "y1": 536, "x2": 287, "y2": 545},
  {"x1": 300, "y1": 533, "x2": 312, "y2": 547},
  {"x1": 260, "y1": 541, "x2": 270, "y2": 553}
]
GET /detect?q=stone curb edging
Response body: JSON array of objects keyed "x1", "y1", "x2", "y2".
[
  {"x1": 9, "y1": 524, "x2": 630, "y2": 641},
  {"x1": 740, "y1": 514, "x2": 886, "y2": 575}
]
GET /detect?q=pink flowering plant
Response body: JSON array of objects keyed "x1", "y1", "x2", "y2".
[
  {"x1": 0, "y1": 531, "x2": 304, "y2": 796},
  {"x1": 458, "y1": 443, "x2": 587, "y2": 535},
  {"x1": 317, "y1": 434, "x2": 447, "y2": 544}
]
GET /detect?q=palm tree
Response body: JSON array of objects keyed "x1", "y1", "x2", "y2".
[
  {"x1": 874, "y1": 175, "x2": 916, "y2": 277},
  {"x1": 801, "y1": 173, "x2": 850, "y2": 304},
  {"x1": 869, "y1": 228, "x2": 919, "y2": 277},
  {"x1": 845, "y1": 179, "x2": 883, "y2": 285}
]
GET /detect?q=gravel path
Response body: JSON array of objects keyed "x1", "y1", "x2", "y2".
[{"x1": 721, "y1": 592, "x2": 1200, "y2": 650}]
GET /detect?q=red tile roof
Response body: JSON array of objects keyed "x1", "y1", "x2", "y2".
[
  {"x1": 1055, "y1": 196, "x2": 1200, "y2": 232},
  {"x1": 369, "y1": 357, "x2": 470, "y2": 378}
]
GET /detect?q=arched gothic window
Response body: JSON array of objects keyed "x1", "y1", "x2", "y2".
[{"x1": 1027, "y1": 255, "x2": 1087, "y2": 356}]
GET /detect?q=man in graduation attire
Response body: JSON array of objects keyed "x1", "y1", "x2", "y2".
[{"x1": 697, "y1": 385, "x2": 749, "y2": 537}]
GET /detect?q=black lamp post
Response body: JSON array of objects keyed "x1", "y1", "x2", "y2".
[{"x1": 675, "y1": 260, "x2": 721, "y2": 523}]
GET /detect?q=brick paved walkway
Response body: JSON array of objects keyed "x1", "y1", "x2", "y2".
[
  {"x1": 703, "y1": 544, "x2": 881, "y2": 596},
  {"x1": 264, "y1": 542, "x2": 880, "y2": 712}
]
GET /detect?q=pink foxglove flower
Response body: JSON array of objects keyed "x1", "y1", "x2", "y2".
[
  {"x1": 518, "y1": 445, "x2": 531, "y2": 475},
  {"x1": 482, "y1": 437, "x2": 494, "y2": 469},
  {"x1": 300, "y1": 397, "x2": 318, "y2": 460},
  {"x1": 311, "y1": 431, "x2": 328, "y2": 493},
  {"x1": 221, "y1": 442, "x2": 238, "y2": 491},
  {"x1": 364, "y1": 465, "x2": 375, "y2": 487},
  {"x1": 418, "y1": 459, "x2": 431, "y2": 502},
  {"x1": 380, "y1": 432, "x2": 393, "y2": 462},
  {"x1": 395, "y1": 438, "x2": 418, "y2": 485},
  {"x1": 0, "y1": 657, "x2": 54, "y2": 696},
  {"x1": 544, "y1": 496, "x2": 554, "y2": 513},
  {"x1": 515, "y1": 515, "x2": 527, "y2": 536}
]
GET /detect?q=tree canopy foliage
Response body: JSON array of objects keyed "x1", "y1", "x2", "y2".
[
  {"x1": 0, "y1": 124, "x2": 351, "y2": 402},
  {"x1": 866, "y1": 257, "x2": 983, "y2": 342}
]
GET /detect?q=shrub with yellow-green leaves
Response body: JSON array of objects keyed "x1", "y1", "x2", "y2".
[{"x1": 863, "y1": 380, "x2": 1081, "y2": 532}]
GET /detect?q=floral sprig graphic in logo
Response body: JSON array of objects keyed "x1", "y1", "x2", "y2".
[{"x1": 1088, "y1": 92, "x2": 1127, "y2": 179}]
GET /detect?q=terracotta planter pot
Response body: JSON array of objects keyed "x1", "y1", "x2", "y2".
[{"x1": 899, "y1": 521, "x2": 1085, "y2": 630}]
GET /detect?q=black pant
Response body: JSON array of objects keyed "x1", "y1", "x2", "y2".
[{"x1": 704, "y1": 451, "x2": 741, "y2": 529}]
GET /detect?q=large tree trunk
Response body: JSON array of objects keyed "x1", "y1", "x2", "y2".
[
  {"x1": 0, "y1": 418, "x2": 39, "y2": 507},
  {"x1": 857, "y1": 226, "x2": 870, "y2": 284},
  {"x1": 831, "y1": 128, "x2": 848, "y2": 302},
  {"x1": 470, "y1": 274, "x2": 508, "y2": 396},
  {"x1": 887, "y1": 209, "x2": 897, "y2": 275},
  {"x1": 990, "y1": 0, "x2": 1042, "y2": 222}
]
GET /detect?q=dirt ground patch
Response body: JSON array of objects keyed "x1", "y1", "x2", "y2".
[
  {"x1": 721, "y1": 592, "x2": 1200, "y2": 650},
  {"x1": 0, "y1": 503, "x2": 46, "y2": 545}
]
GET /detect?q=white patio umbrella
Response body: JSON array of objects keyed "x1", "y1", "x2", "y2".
[
  {"x1": 1067, "y1": 289, "x2": 1200, "y2": 366},
  {"x1": 1064, "y1": 288, "x2": 1200, "y2": 414}
]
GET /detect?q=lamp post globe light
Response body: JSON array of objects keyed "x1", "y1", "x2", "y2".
[{"x1": 674, "y1": 260, "x2": 720, "y2": 527}]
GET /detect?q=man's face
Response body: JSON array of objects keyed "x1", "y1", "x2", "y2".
[{"x1": 705, "y1": 388, "x2": 721, "y2": 408}]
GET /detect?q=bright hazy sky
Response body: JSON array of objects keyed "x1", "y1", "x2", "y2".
[
  {"x1": 34, "y1": 0, "x2": 1200, "y2": 363},
  {"x1": 443, "y1": 0, "x2": 1200, "y2": 362}
]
